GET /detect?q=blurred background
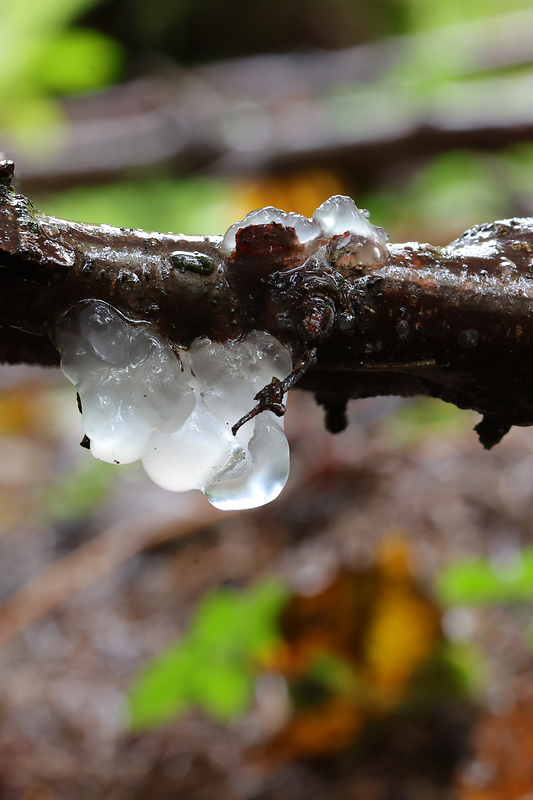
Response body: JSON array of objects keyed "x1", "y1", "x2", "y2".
[{"x1": 2, "y1": 1, "x2": 533, "y2": 798}]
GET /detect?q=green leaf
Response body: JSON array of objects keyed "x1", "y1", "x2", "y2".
[
  {"x1": 386, "y1": 397, "x2": 474, "y2": 446},
  {"x1": 438, "y1": 546, "x2": 533, "y2": 605},
  {"x1": 190, "y1": 580, "x2": 288, "y2": 654},
  {"x1": 0, "y1": 0, "x2": 120, "y2": 134},
  {"x1": 37, "y1": 177, "x2": 237, "y2": 237},
  {"x1": 128, "y1": 580, "x2": 289, "y2": 730},
  {"x1": 0, "y1": 0, "x2": 103, "y2": 91},
  {"x1": 192, "y1": 664, "x2": 253, "y2": 721},
  {"x1": 38, "y1": 28, "x2": 124, "y2": 93},
  {"x1": 129, "y1": 645, "x2": 196, "y2": 729}
]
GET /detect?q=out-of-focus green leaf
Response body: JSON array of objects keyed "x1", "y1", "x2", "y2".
[
  {"x1": 129, "y1": 580, "x2": 289, "y2": 730},
  {"x1": 1, "y1": 95, "x2": 66, "y2": 151},
  {"x1": 38, "y1": 28, "x2": 124, "y2": 93},
  {"x1": 128, "y1": 645, "x2": 196, "y2": 728},
  {"x1": 37, "y1": 177, "x2": 237, "y2": 237},
  {"x1": 0, "y1": 0, "x2": 97, "y2": 89},
  {"x1": 198, "y1": 664, "x2": 252, "y2": 719},
  {"x1": 0, "y1": 0, "x2": 123, "y2": 137},
  {"x1": 404, "y1": 0, "x2": 533, "y2": 33},
  {"x1": 367, "y1": 149, "x2": 510, "y2": 241},
  {"x1": 438, "y1": 547, "x2": 533, "y2": 605},
  {"x1": 385, "y1": 397, "x2": 474, "y2": 446}
]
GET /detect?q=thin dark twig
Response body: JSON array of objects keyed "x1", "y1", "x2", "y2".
[{"x1": 231, "y1": 349, "x2": 317, "y2": 436}]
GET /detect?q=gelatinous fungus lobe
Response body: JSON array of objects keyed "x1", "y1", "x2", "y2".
[{"x1": 54, "y1": 300, "x2": 292, "y2": 510}]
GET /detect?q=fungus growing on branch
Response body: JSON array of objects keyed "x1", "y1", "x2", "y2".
[
  {"x1": 56, "y1": 301, "x2": 293, "y2": 509},
  {"x1": 52, "y1": 196, "x2": 388, "y2": 509},
  {"x1": 2, "y1": 158, "x2": 533, "y2": 505}
]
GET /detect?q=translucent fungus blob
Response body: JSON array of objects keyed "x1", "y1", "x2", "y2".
[
  {"x1": 312, "y1": 195, "x2": 381, "y2": 240},
  {"x1": 55, "y1": 301, "x2": 293, "y2": 510},
  {"x1": 221, "y1": 207, "x2": 321, "y2": 254},
  {"x1": 220, "y1": 194, "x2": 389, "y2": 266}
]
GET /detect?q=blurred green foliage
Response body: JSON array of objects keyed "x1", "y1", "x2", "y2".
[
  {"x1": 367, "y1": 150, "x2": 510, "y2": 241},
  {"x1": 39, "y1": 176, "x2": 237, "y2": 235},
  {"x1": 404, "y1": 0, "x2": 533, "y2": 33},
  {"x1": 385, "y1": 397, "x2": 475, "y2": 446},
  {"x1": 0, "y1": 0, "x2": 123, "y2": 145},
  {"x1": 129, "y1": 580, "x2": 288, "y2": 729},
  {"x1": 438, "y1": 547, "x2": 533, "y2": 605},
  {"x1": 128, "y1": 569, "x2": 483, "y2": 736},
  {"x1": 396, "y1": 0, "x2": 533, "y2": 102}
]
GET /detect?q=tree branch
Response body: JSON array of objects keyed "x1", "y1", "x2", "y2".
[{"x1": 1, "y1": 159, "x2": 533, "y2": 448}]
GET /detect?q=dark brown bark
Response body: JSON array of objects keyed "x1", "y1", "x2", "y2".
[{"x1": 1, "y1": 158, "x2": 533, "y2": 448}]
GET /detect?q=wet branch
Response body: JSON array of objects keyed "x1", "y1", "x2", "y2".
[{"x1": 1, "y1": 158, "x2": 533, "y2": 448}]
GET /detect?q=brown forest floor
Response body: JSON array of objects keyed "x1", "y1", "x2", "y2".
[{"x1": 0, "y1": 364, "x2": 533, "y2": 799}]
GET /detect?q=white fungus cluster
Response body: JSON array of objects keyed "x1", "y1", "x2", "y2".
[
  {"x1": 56, "y1": 195, "x2": 386, "y2": 511},
  {"x1": 221, "y1": 194, "x2": 388, "y2": 258},
  {"x1": 56, "y1": 301, "x2": 293, "y2": 510}
]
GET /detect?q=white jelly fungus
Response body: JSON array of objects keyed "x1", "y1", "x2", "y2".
[
  {"x1": 56, "y1": 196, "x2": 387, "y2": 510},
  {"x1": 221, "y1": 207, "x2": 321, "y2": 254},
  {"x1": 56, "y1": 301, "x2": 292, "y2": 510},
  {"x1": 220, "y1": 194, "x2": 388, "y2": 259}
]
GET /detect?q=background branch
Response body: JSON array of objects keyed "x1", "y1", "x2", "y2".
[{"x1": 9, "y1": 9, "x2": 533, "y2": 194}]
